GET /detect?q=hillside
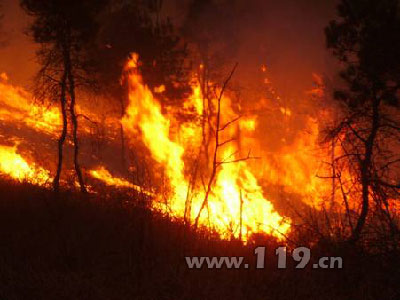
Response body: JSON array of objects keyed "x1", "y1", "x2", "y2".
[{"x1": 0, "y1": 179, "x2": 399, "y2": 300}]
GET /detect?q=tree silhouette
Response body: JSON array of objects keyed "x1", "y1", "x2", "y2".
[
  {"x1": 21, "y1": 0, "x2": 106, "y2": 192},
  {"x1": 325, "y1": 0, "x2": 400, "y2": 242}
]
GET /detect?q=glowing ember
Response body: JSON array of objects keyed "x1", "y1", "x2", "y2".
[{"x1": 154, "y1": 85, "x2": 166, "y2": 93}]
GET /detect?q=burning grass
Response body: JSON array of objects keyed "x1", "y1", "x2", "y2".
[{"x1": 0, "y1": 144, "x2": 50, "y2": 185}]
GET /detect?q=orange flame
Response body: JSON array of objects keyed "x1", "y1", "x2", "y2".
[
  {"x1": 0, "y1": 144, "x2": 50, "y2": 185},
  {"x1": 89, "y1": 166, "x2": 153, "y2": 196},
  {"x1": 122, "y1": 54, "x2": 290, "y2": 240},
  {"x1": 0, "y1": 76, "x2": 61, "y2": 135}
]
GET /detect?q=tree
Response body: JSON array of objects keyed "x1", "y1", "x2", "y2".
[
  {"x1": 21, "y1": 0, "x2": 106, "y2": 192},
  {"x1": 325, "y1": 0, "x2": 400, "y2": 243}
]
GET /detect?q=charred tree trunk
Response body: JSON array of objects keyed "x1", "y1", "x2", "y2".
[
  {"x1": 64, "y1": 42, "x2": 86, "y2": 193},
  {"x1": 53, "y1": 70, "x2": 68, "y2": 193},
  {"x1": 350, "y1": 97, "x2": 380, "y2": 242},
  {"x1": 68, "y1": 72, "x2": 86, "y2": 193}
]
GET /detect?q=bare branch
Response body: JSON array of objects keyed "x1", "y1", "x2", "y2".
[
  {"x1": 217, "y1": 150, "x2": 260, "y2": 166},
  {"x1": 218, "y1": 137, "x2": 236, "y2": 147},
  {"x1": 219, "y1": 116, "x2": 241, "y2": 132}
]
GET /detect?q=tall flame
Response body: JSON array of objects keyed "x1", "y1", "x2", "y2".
[
  {"x1": 122, "y1": 54, "x2": 290, "y2": 239},
  {"x1": 122, "y1": 54, "x2": 188, "y2": 209}
]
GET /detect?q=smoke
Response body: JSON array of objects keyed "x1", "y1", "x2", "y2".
[
  {"x1": 178, "y1": 0, "x2": 337, "y2": 97},
  {"x1": 0, "y1": 0, "x2": 37, "y2": 87},
  {"x1": 172, "y1": 0, "x2": 338, "y2": 156},
  {"x1": 0, "y1": 0, "x2": 337, "y2": 91}
]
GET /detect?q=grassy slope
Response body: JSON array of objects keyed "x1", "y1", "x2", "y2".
[{"x1": 0, "y1": 179, "x2": 399, "y2": 300}]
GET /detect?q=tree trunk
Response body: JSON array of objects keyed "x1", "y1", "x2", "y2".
[
  {"x1": 64, "y1": 46, "x2": 86, "y2": 193},
  {"x1": 350, "y1": 97, "x2": 380, "y2": 242},
  {"x1": 68, "y1": 72, "x2": 86, "y2": 193},
  {"x1": 53, "y1": 70, "x2": 68, "y2": 192}
]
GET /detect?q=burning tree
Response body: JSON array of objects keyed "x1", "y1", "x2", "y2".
[
  {"x1": 325, "y1": 0, "x2": 400, "y2": 243},
  {"x1": 20, "y1": 0, "x2": 106, "y2": 192}
]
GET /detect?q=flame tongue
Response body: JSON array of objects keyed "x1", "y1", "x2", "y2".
[
  {"x1": 122, "y1": 54, "x2": 290, "y2": 240},
  {"x1": 89, "y1": 166, "x2": 154, "y2": 196},
  {"x1": 122, "y1": 54, "x2": 188, "y2": 214}
]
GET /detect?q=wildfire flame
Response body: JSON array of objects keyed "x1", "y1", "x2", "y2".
[
  {"x1": 0, "y1": 74, "x2": 61, "y2": 135},
  {"x1": 0, "y1": 55, "x2": 342, "y2": 241},
  {"x1": 0, "y1": 144, "x2": 50, "y2": 185},
  {"x1": 122, "y1": 54, "x2": 290, "y2": 239},
  {"x1": 89, "y1": 166, "x2": 153, "y2": 196}
]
